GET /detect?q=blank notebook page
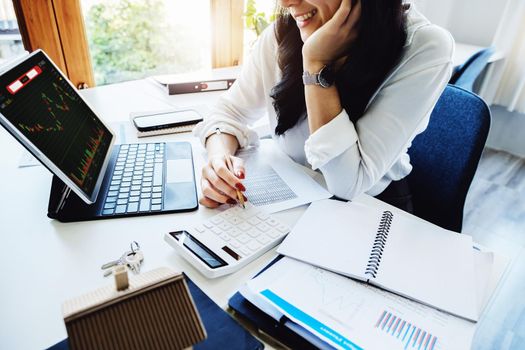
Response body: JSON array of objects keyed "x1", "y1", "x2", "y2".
[
  {"x1": 277, "y1": 199, "x2": 377, "y2": 280},
  {"x1": 373, "y1": 210, "x2": 478, "y2": 321}
]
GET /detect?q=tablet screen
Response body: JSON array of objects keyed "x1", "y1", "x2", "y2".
[{"x1": 0, "y1": 51, "x2": 113, "y2": 200}]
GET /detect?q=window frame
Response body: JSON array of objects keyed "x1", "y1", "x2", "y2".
[{"x1": 13, "y1": 0, "x2": 243, "y2": 88}]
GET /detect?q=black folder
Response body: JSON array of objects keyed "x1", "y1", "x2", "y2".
[
  {"x1": 228, "y1": 256, "x2": 335, "y2": 350},
  {"x1": 48, "y1": 274, "x2": 263, "y2": 350}
]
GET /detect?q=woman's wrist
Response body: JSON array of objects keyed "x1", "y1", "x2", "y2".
[
  {"x1": 205, "y1": 131, "x2": 239, "y2": 157},
  {"x1": 303, "y1": 59, "x2": 326, "y2": 73}
]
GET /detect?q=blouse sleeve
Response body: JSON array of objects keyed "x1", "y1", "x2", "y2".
[
  {"x1": 193, "y1": 24, "x2": 277, "y2": 148},
  {"x1": 304, "y1": 25, "x2": 454, "y2": 199}
]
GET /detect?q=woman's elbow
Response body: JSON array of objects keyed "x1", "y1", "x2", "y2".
[{"x1": 325, "y1": 178, "x2": 365, "y2": 201}]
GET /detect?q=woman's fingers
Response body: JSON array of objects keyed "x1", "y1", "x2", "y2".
[
  {"x1": 331, "y1": 0, "x2": 352, "y2": 26},
  {"x1": 202, "y1": 166, "x2": 239, "y2": 200},
  {"x1": 201, "y1": 177, "x2": 236, "y2": 205},
  {"x1": 199, "y1": 155, "x2": 247, "y2": 208},
  {"x1": 343, "y1": 0, "x2": 361, "y2": 27},
  {"x1": 210, "y1": 155, "x2": 244, "y2": 188},
  {"x1": 231, "y1": 156, "x2": 246, "y2": 179},
  {"x1": 199, "y1": 196, "x2": 221, "y2": 208}
]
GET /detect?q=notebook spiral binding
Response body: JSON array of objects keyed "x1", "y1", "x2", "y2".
[{"x1": 364, "y1": 210, "x2": 394, "y2": 279}]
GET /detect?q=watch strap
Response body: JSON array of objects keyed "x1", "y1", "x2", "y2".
[{"x1": 302, "y1": 71, "x2": 320, "y2": 85}]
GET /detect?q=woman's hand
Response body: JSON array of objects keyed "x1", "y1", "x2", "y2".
[
  {"x1": 302, "y1": 0, "x2": 361, "y2": 68},
  {"x1": 200, "y1": 154, "x2": 247, "y2": 208}
]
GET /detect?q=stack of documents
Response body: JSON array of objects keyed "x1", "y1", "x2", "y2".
[{"x1": 237, "y1": 198, "x2": 508, "y2": 349}]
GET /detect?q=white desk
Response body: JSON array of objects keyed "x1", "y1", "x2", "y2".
[
  {"x1": 0, "y1": 79, "x2": 515, "y2": 349},
  {"x1": 0, "y1": 79, "x2": 302, "y2": 349}
]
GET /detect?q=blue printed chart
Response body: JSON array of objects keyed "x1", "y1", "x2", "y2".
[{"x1": 376, "y1": 310, "x2": 438, "y2": 350}]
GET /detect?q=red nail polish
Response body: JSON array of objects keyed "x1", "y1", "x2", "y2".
[
  {"x1": 237, "y1": 171, "x2": 245, "y2": 179},
  {"x1": 226, "y1": 198, "x2": 237, "y2": 205},
  {"x1": 243, "y1": 194, "x2": 248, "y2": 201},
  {"x1": 235, "y1": 183, "x2": 246, "y2": 191}
]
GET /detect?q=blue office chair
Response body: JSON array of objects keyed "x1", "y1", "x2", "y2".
[
  {"x1": 449, "y1": 47, "x2": 494, "y2": 92},
  {"x1": 406, "y1": 85, "x2": 491, "y2": 233}
]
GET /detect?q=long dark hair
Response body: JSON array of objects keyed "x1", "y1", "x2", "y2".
[{"x1": 271, "y1": 1, "x2": 408, "y2": 135}]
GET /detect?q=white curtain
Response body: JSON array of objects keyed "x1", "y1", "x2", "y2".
[{"x1": 480, "y1": 0, "x2": 525, "y2": 113}]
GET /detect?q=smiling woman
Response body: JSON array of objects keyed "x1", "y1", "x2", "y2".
[{"x1": 194, "y1": 0, "x2": 454, "y2": 213}]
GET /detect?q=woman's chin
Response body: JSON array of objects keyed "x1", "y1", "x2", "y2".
[{"x1": 299, "y1": 30, "x2": 312, "y2": 43}]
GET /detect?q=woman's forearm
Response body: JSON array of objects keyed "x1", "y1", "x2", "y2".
[{"x1": 205, "y1": 132, "x2": 240, "y2": 157}]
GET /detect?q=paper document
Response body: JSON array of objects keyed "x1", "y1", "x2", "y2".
[
  {"x1": 237, "y1": 139, "x2": 331, "y2": 213},
  {"x1": 244, "y1": 257, "x2": 478, "y2": 350},
  {"x1": 277, "y1": 199, "x2": 479, "y2": 321}
]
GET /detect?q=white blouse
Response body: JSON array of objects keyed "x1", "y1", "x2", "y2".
[{"x1": 194, "y1": 6, "x2": 454, "y2": 199}]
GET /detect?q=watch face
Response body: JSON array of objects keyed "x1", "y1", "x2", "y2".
[{"x1": 318, "y1": 65, "x2": 335, "y2": 88}]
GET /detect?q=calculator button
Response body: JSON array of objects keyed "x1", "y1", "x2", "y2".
[
  {"x1": 228, "y1": 228, "x2": 242, "y2": 237},
  {"x1": 219, "y1": 222, "x2": 232, "y2": 231},
  {"x1": 247, "y1": 241, "x2": 261, "y2": 251},
  {"x1": 222, "y1": 211, "x2": 234, "y2": 219},
  {"x1": 256, "y1": 223, "x2": 271, "y2": 232},
  {"x1": 266, "y1": 218, "x2": 279, "y2": 226},
  {"x1": 230, "y1": 240, "x2": 241, "y2": 248},
  {"x1": 267, "y1": 230, "x2": 281, "y2": 239},
  {"x1": 247, "y1": 228, "x2": 261, "y2": 238},
  {"x1": 257, "y1": 212, "x2": 270, "y2": 220},
  {"x1": 237, "y1": 234, "x2": 250, "y2": 244},
  {"x1": 210, "y1": 216, "x2": 224, "y2": 225},
  {"x1": 238, "y1": 222, "x2": 251, "y2": 231},
  {"x1": 220, "y1": 233, "x2": 231, "y2": 241},
  {"x1": 227, "y1": 216, "x2": 243, "y2": 225},
  {"x1": 276, "y1": 224, "x2": 289, "y2": 233},
  {"x1": 204, "y1": 222, "x2": 214, "y2": 229},
  {"x1": 257, "y1": 235, "x2": 270, "y2": 245},
  {"x1": 195, "y1": 225, "x2": 205, "y2": 233},
  {"x1": 211, "y1": 227, "x2": 222, "y2": 235},
  {"x1": 239, "y1": 247, "x2": 250, "y2": 256},
  {"x1": 248, "y1": 217, "x2": 262, "y2": 226}
]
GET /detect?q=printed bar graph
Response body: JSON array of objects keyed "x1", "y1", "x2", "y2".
[{"x1": 375, "y1": 310, "x2": 437, "y2": 350}]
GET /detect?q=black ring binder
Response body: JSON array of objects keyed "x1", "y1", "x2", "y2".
[{"x1": 364, "y1": 210, "x2": 393, "y2": 279}]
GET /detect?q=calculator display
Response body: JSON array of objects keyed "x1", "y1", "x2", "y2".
[{"x1": 170, "y1": 230, "x2": 227, "y2": 269}]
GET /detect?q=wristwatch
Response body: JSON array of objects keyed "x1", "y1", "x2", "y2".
[{"x1": 302, "y1": 64, "x2": 335, "y2": 88}]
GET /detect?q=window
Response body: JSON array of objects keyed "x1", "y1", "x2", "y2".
[
  {"x1": 81, "y1": 0, "x2": 212, "y2": 85},
  {"x1": 243, "y1": 0, "x2": 277, "y2": 60},
  {"x1": 14, "y1": 0, "x2": 243, "y2": 87},
  {"x1": 0, "y1": 0, "x2": 24, "y2": 65}
]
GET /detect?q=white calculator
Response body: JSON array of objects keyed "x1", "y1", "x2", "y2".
[{"x1": 164, "y1": 203, "x2": 290, "y2": 278}]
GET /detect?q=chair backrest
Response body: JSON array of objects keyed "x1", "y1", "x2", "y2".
[
  {"x1": 406, "y1": 85, "x2": 491, "y2": 232},
  {"x1": 449, "y1": 47, "x2": 494, "y2": 92}
]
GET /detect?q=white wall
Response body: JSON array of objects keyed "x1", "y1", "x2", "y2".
[{"x1": 413, "y1": 0, "x2": 508, "y2": 46}]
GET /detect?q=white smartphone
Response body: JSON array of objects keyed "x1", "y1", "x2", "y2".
[{"x1": 132, "y1": 109, "x2": 202, "y2": 132}]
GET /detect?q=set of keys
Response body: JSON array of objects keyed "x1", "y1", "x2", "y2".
[{"x1": 101, "y1": 241, "x2": 144, "y2": 277}]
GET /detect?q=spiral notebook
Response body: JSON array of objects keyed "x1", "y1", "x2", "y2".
[{"x1": 277, "y1": 198, "x2": 479, "y2": 321}]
